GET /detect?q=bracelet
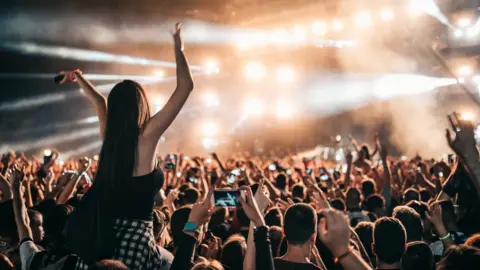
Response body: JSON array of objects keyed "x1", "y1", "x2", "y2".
[
  {"x1": 334, "y1": 246, "x2": 354, "y2": 264},
  {"x1": 69, "y1": 69, "x2": 82, "y2": 82},
  {"x1": 439, "y1": 232, "x2": 451, "y2": 241}
]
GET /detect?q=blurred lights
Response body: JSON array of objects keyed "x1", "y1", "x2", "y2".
[
  {"x1": 292, "y1": 25, "x2": 307, "y2": 41},
  {"x1": 461, "y1": 112, "x2": 474, "y2": 121},
  {"x1": 457, "y1": 17, "x2": 472, "y2": 28},
  {"x1": 203, "y1": 92, "x2": 220, "y2": 107},
  {"x1": 44, "y1": 149, "x2": 52, "y2": 156},
  {"x1": 355, "y1": 11, "x2": 372, "y2": 27},
  {"x1": 93, "y1": 155, "x2": 99, "y2": 161},
  {"x1": 457, "y1": 65, "x2": 473, "y2": 77},
  {"x1": 276, "y1": 66, "x2": 295, "y2": 83},
  {"x1": 203, "y1": 59, "x2": 220, "y2": 75},
  {"x1": 244, "y1": 62, "x2": 266, "y2": 81},
  {"x1": 312, "y1": 21, "x2": 327, "y2": 36},
  {"x1": 276, "y1": 99, "x2": 295, "y2": 119},
  {"x1": 201, "y1": 121, "x2": 220, "y2": 136},
  {"x1": 332, "y1": 20, "x2": 344, "y2": 32},
  {"x1": 244, "y1": 98, "x2": 263, "y2": 116},
  {"x1": 380, "y1": 9, "x2": 394, "y2": 21},
  {"x1": 453, "y1": 29, "x2": 463, "y2": 38},
  {"x1": 201, "y1": 137, "x2": 217, "y2": 149},
  {"x1": 154, "y1": 70, "x2": 165, "y2": 78}
]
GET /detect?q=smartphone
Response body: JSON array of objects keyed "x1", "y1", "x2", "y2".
[
  {"x1": 43, "y1": 149, "x2": 53, "y2": 164},
  {"x1": 417, "y1": 167, "x2": 422, "y2": 173},
  {"x1": 306, "y1": 168, "x2": 312, "y2": 175},
  {"x1": 268, "y1": 164, "x2": 276, "y2": 171},
  {"x1": 320, "y1": 174, "x2": 329, "y2": 181},
  {"x1": 188, "y1": 177, "x2": 198, "y2": 184},
  {"x1": 228, "y1": 169, "x2": 240, "y2": 186},
  {"x1": 165, "y1": 163, "x2": 175, "y2": 170},
  {"x1": 212, "y1": 190, "x2": 245, "y2": 207}
]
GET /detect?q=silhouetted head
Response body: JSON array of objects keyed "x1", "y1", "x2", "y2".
[{"x1": 96, "y1": 80, "x2": 151, "y2": 199}]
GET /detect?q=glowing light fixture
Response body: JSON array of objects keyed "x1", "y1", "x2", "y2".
[
  {"x1": 276, "y1": 66, "x2": 295, "y2": 83},
  {"x1": 244, "y1": 62, "x2": 266, "y2": 81}
]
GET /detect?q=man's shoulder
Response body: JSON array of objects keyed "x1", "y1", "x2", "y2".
[{"x1": 273, "y1": 258, "x2": 322, "y2": 270}]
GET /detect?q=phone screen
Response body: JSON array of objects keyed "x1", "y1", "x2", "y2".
[
  {"x1": 228, "y1": 169, "x2": 240, "y2": 185},
  {"x1": 306, "y1": 168, "x2": 312, "y2": 175},
  {"x1": 213, "y1": 190, "x2": 244, "y2": 207},
  {"x1": 165, "y1": 163, "x2": 175, "y2": 170},
  {"x1": 188, "y1": 177, "x2": 198, "y2": 184},
  {"x1": 320, "y1": 174, "x2": 329, "y2": 181},
  {"x1": 268, "y1": 164, "x2": 276, "y2": 171}
]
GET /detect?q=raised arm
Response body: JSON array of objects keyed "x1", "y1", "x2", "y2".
[
  {"x1": 141, "y1": 23, "x2": 194, "y2": 142},
  {"x1": 11, "y1": 166, "x2": 32, "y2": 241},
  {"x1": 378, "y1": 142, "x2": 392, "y2": 210}
]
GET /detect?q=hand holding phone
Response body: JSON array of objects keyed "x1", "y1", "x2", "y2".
[{"x1": 212, "y1": 190, "x2": 245, "y2": 207}]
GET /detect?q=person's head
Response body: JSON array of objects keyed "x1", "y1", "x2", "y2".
[
  {"x1": 220, "y1": 235, "x2": 246, "y2": 270},
  {"x1": 283, "y1": 204, "x2": 317, "y2": 250},
  {"x1": 209, "y1": 207, "x2": 228, "y2": 229},
  {"x1": 95, "y1": 80, "x2": 152, "y2": 199},
  {"x1": 191, "y1": 260, "x2": 224, "y2": 270},
  {"x1": 91, "y1": 260, "x2": 128, "y2": 270},
  {"x1": 365, "y1": 194, "x2": 385, "y2": 217},
  {"x1": 275, "y1": 173, "x2": 287, "y2": 190},
  {"x1": 406, "y1": 200, "x2": 430, "y2": 233},
  {"x1": 265, "y1": 207, "x2": 283, "y2": 227},
  {"x1": 235, "y1": 208, "x2": 250, "y2": 229},
  {"x1": 354, "y1": 222, "x2": 375, "y2": 260},
  {"x1": 402, "y1": 241, "x2": 434, "y2": 270},
  {"x1": 359, "y1": 145, "x2": 370, "y2": 160},
  {"x1": 27, "y1": 209, "x2": 44, "y2": 243},
  {"x1": 420, "y1": 189, "x2": 432, "y2": 202},
  {"x1": 171, "y1": 206, "x2": 191, "y2": 245},
  {"x1": 291, "y1": 184, "x2": 306, "y2": 200},
  {"x1": 330, "y1": 198, "x2": 346, "y2": 212},
  {"x1": 403, "y1": 188, "x2": 420, "y2": 204},
  {"x1": 43, "y1": 204, "x2": 73, "y2": 240},
  {"x1": 465, "y1": 233, "x2": 480, "y2": 249},
  {"x1": 268, "y1": 226, "x2": 283, "y2": 257},
  {"x1": 184, "y1": 188, "x2": 200, "y2": 205},
  {"x1": 373, "y1": 217, "x2": 406, "y2": 266},
  {"x1": 152, "y1": 208, "x2": 170, "y2": 243},
  {"x1": 437, "y1": 245, "x2": 480, "y2": 270},
  {"x1": 393, "y1": 206, "x2": 423, "y2": 242},
  {"x1": 346, "y1": 187, "x2": 362, "y2": 209},
  {"x1": 361, "y1": 179, "x2": 377, "y2": 198}
]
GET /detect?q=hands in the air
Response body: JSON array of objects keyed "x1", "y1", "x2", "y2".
[
  {"x1": 446, "y1": 112, "x2": 478, "y2": 159},
  {"x1": 318, "y1": 209, "x2": 351, "y2": 257}
]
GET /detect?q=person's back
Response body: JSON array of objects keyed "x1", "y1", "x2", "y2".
[
  {"x1": 274, "y1": 203, "x2": 322, "y2": 270},
  {"x1": 373, "y1": 217, "x2": 406, "y2": 270}
]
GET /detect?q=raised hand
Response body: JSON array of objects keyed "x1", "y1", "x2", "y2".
[
  {"x1": 78, "y1": 157, "x2": 91, "y2": 173},
  {"x1": 237, "y1": 186, "x2": 265, "y2": 227},
  {"x1": 426, "y1": 204, "x2": 443, "y2": 228},
  {"x1": 172, "y1": 23, "x2": 183, "y2": 50},
  {"x1": 446, "y1": 112, "x2": 478, "y2": 158},
  {"x1": 254, "y1": 179, "x2": 271, "y2": 212},
  {"x1": 188, "y1": 189, "x2": 214, "y2": 226},
  {"x1": 9, "y1": 165, "x2": 25, "y2": 191},
  {"x1": 318, "y1": 209, "x2": 350, "y2": 257}
]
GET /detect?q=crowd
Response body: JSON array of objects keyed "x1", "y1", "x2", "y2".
[{"x1": 1, "y1": 23, "x2": 480, "y2": 270}]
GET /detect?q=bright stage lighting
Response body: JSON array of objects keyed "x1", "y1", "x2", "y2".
[
  {"x1": 154, "y1": 70, "x2": 165, "y2": 78},
  {"x1": 457, "y1": 65, "x2": 473, "y2": 77},
  {"x1": 457, "y1": 17, "x2": 472, "y2": 28},
  {"x1": 244, "y1": 98, "x2": 263, "y2": 116},
  {"x1": 203, "y1": 59, "x2": 220, "y2": 75},
  {"x1": 275, "y1": 99, "x2": 295, "y2": 119},
  {"x1": 203, "y1": 92, "x2": 220, "y2": 107},
  {"x1": 292, "y1": 25, "x2": 307, "y2": 41},
  {"x1": 201, "y1": 121, "x2": 220, "y2": 136},
  {"x1": 276, "y1": 67, "x2": 295, "y2": 83},
  {"x1": 453, "y1": 29, "x2": 463, "y2": 38},
  {"x1": 44, "y1": 149, "x2": 52, "y2": 156},
  {"x1": 244, "y1": 62, "x2": 266, "y2": 81},
  {"x1": 312, "y1": 21, "x2": 327, "y2": 36},
  {"x1": 461, "y1": 112, "x2": 475, "y2": 121},
  {"x1": 201, "y1": 137, "x2": 217, "y2": 149},
  {"x1": 380, "y1": 8, "x2": 394, "y2": 21},
  {"x1": 355, "y1": 11, "x2": 372, "y2": 27},
  {"x1": 332, "y1": 20, "x2": 344, "y2": 32}
]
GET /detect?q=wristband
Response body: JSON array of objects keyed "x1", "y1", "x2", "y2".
[
  {"x1": 69, "y1": 69, "x2": 82, "y2": 82},
  {"x1": 334, "y1": 246, "x2": 354, "y2": 264},
  {"x1": 439, "y1": 232, "x2": 451, "y2": 241},
  {"x1": 183, "y1": 221, "x2": 200, "y2": 235}
]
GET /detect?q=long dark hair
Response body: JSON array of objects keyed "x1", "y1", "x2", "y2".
[{"x1": 95, "y1": 80, "x2": 151, "y2": 203}]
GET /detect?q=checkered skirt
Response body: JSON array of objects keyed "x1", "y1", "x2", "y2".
[{"x1": 75, "y1": 218, "x2": 164, "y2": 269}]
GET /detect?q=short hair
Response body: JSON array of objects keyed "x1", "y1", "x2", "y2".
[
  {"x1": 220, "y1": 235, "x2": 246, "y2": 270},
  {"x1": 361, "y1": 179, "x2": 377, "y2": 198},
  {"x1": 403, "y1": 188, "x2": 420, "y2": 204},
  {"x1": 354, "y1": 222, "x2": 375, "y2": 259},
  {"x1": 330, "y1": 198, "x2": 346, "y2": 212},
  {"x1": 91, "y1": 260, "x2": 128, "y2": 270},
  {"x1": 373, "y1": 217, "x2": 406, "y2": 264},
  {"x1": 420, "y1": 189, "x2": 432, "y2": 202},
  {"x1": 171, "y1": 206, "x2": 191, "y2": 245},
  {"x1": 268, "y1": 226, "x2": 283, "y2": 257},
  {"x1": 235, "y1": 208, "x2": 250, "y2": 228},
  {"x1": 402, "y1": 241, "x2": 434, "y2": 270},
  {"x1": 291, "y1": 184, "x2": 306, "y2": 199},
  {"x1": 346, "y1": 187, "x2": 361, "y2": 206},
  {"x1": 275, "y1": 173, "x2": 287, "y2": 190},
  {"x1": 283, "y1": 204, "x2": 317, "y2": 245},
  {"x1": 265, "y1": 207, "x2": 283, "y2": 227},
  {"x1": 152, "y1": 208, "x2": 170, "y2": 242},
  {"x1": 393, "y1": 206, "x2": 423, "y2": 242},
  {"x1": 465, "y1": 233, "x2": 480, "y2": 249},
  {"x1": 406, "y1": 200, "x2": 429, "y2": 220},
  {"x1": 191, "y1": 260, "x2": 224, "y2": 270},
  {"x1": 43, "y1": 204, "x2": 73, "y2": 237},
  {"x1": 184, "y1": 188, "x2": 200, "y2": 205},
  {"x1": 437, "y1": 245, "x2": 480, "y2": 270},
  {"x1": 364, "y1": 194, "x2": 385, "y2": 212}
]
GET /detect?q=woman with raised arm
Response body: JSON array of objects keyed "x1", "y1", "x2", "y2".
[{"x1": 60, "y1": 23, "x2": 194, "y2": 269}]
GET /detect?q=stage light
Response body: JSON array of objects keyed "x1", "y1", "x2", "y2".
[
  {"x1": 44, "y1": 149, "x2": 52, "y2": 156},
  {"x1": 401, "y1": 156, "x2": 407, "y2": 161},
  {"x1": 312, "y1": 21, "x2": 327, "y2": 36},
  {"x1": 154, "y1": 96, "x2": 166, "y2": 113},
  {"x1": 154, "y1": 70, "x2": 165, "y2": 78},
  {"x1": 292, "y1": 25, "x2": 307, "y2": 41},
  {"x1": 271, "y1": 29, "x2": 289, "y2": 43},
  {"x1": 332, "y1": 20, "x2": 344, "y2": 32},
  {"x1": 203, "y1": 92, "x2": 220, "y2": 107},
  {"x1": 335, "y1": 135, "x2": 342, "y2": 142},
  {"x1": 244, "y1": 62, "x2": 266, "y2": 81},
  {"x1": 355, "y1": 11, "x2": 372, "y2": 27},
  {"x1": 466, "y1": 27, "x2": 478, "y2": 38},
  {"x1": 203, "y1": 59, "x2": 220, "y2": 75},
  {"x1": 93, "y1": 155, "x2": 99, "y2": 161},
  {"x1": 206, "y1": 158, "x2": 212, "y2": 164},
  {"x1": 201, "y1": 121, "x2": 220, "y2": 137},
  {"x1": 461, "y1": 112, "x2": 474, "y2": 121},
  {"x1": 457, "y1": 17, "x2": 472, "y2": 28},
  {"x1": 244, "y1": 98, "x2": 263, "y2": 116},
  {"x1": 201, "y1": 137, "x2": 217, "y2": 149},
  {"x1": 453, "y1": 29, "x2": 463, "y2": 38},
  {"x1": 276, "y1": 66, "x2": 295, "y2": 83},
  {"x1": 380, "y1": 8, "x2": 394, "y2": 21},
  {"x1": 457, "y1": 65, "x2": 473, "y2": 77},
  {"x1": 275, "y1": 99, "x2": 295, "y2": 119}
]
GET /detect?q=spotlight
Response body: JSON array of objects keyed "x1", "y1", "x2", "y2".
[
  {"x1": 203, "y1": 59, "x2": 220, "y2": 75},
  {"x1": 244, "y1": 98, "x2": 263, "y2": 116},
  {"x1": 461, "y1": 112, "x2": 474, "y2": 121},
  {"x1": 244, "y1": 62, "x2": 266, "y2": 81},
  {"x1": 380, "y1": 8, "x2": 394, "y2": 21},
  {"x1": 457, "y1": 65, "x2": 473, "y2": 77},
  {"x1": 201, "y1": 121, "x2": 220, "y2": 136},
  {"x1": 44, "y1": 149, "x2": 52, "y2": 156},
  {"x1": 332, "y1": 20, "x2": 344, "y2": 32},
  {"x1": 276, "y1": 66, "x2": 295, "y2": 83},
  {"x1": 453, "y1": 29, "x2": 463, "y2": 38},
  {"x1": 312, "y1": 21, "x2": 327, "y2": 36},
  {"x1": 355, "y1": 11, "x2": 372, "y2": 27},
  {"x1": 154, "y1": 70, "x2": 165, "y2": 78},
  {"x1": 271, "y1": 29, "x2": 289, "y2": 43},
  {"x1": 275, "y1": 99, "x2": 295, "y2": 119},
  {"x1": 401, "y1": 156, "x2": 407, "y2": 161},
  {"x1": 457, "y1": 17, "x2": 472, "y2": 28},
  {"x1": 335, "y1": 135, "x2": 342, "y2": 142},
  {"x1": 201, "y1": 137, "x2": 217, "y2": 149},
  {"x1": 203, "y1": 92, "x2": 220, "y2": 107}
]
